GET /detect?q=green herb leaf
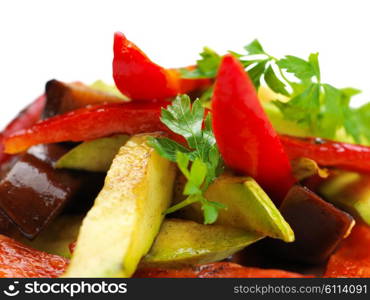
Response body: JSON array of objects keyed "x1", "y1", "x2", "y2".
[
  {"x1": 147, "y1": 137, "x2": 191, "y2": 162},
  {"x1": 264, "y1": 65, "x2": 290, "y2": 96},
  {"x1": 277, "y1": 55, "x2": 316, "y2": 81},
  {"x1": 244, "y1": 39, "x2": 265, "y2": 55},
  {"x1": 149, "y1": 95, "x2": 225, "y2": 224},
  {"x1": 180, "y1": 47, "x2": 221, "y2": 79},
  {"x1": 181, "y1": 40, "x2": 367, "y2": 144}
]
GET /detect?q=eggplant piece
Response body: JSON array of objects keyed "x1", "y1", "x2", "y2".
[
  {"x1": 266, "y1": 185, "x2": 354, "y2": 264},
  {"x1": 0, "y1": 144, "x2": 103, "y2": 239},
  {"x1": 0, "y1": 209, "x2": 19, "y2": 238},
  {"x1": 43, "y1": 80, "x2": 124, "y2": 119}
]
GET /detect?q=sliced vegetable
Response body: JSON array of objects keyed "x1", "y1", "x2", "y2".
[
  {"x1": 0, "y1": 234, "x2": 68, "y2": 278},
  {"x1": 319, "y1": 172, "x2": 370, "y2": 225},
  {"x1": 291, "y1": 157, "x2": 329, "y2": 181},
  {"x1": 212, "y1": 54, "x2": 295, "y2": 203},
  {"x1": 113, "y1": 32, "x2": 210, "y2": 101},
  {"x1": 0, "y1": 95, "x2": 45, "y2": 164},
  {"x1": 56, "y1": 135, "x2": 129, "y2": 172},
  {"x1": 64, "y1": 134, "x2": 176, "y2": 277},
  {"x1": 90, "y1": 80, "x2": 129, "y2": 99},
  {"x1": 0, "y1": 144, "x2": 103, "y2": 239},
  {"x1": 22, "y1": 215, "x2": 83, "y2": 258},
  {"x1": 4, "y1": 102, "x2": 168, "y2": 154},
  {"x1": 269, "y1": 185, "x2": 354, "y2": 264},
  {"x1": 43, "y1": 80, "x2": 125, "y2": 119},
  {"x1": 140, "y1": 219, "x2": 263, "y2": 268},
  {"x1": 175, "y1": 175, "x2": 294, "y2": 242},
  {"x1": 280, "y1": 135, "x2": 370, "y2": 173},
  {"x1": 135, "y1": 262, "x2": 311, "y2": 278},
  {"x1": 325, "y1": 224, "x2": 370, "y2": 278}
]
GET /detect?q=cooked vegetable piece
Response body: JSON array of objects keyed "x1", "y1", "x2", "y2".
[
  {"x1": 4, "y1": 102, "x2": 169, "y2": 154},
  {"x1": 113, "y1": 32, "x2": 210, "y2": 100},
  {"x1": 0, "y1": 234, "x2": 68, "y2": 278},
  {"x1": 175, "y1": 175, "x2": 294, "y2": 242},
  {"x1": 90, "y1": 80, "x2": 128, "y2": 98},
  {"x1": 212, "y1": 54, "x2": 295, "y2": 203},
  {"x1": 64, "y1": 134, "x2": 176, "y2": 277},
  {"x1": 22, "y1": 215, "x2": 83, "y2": 258},
  {"x1": 135, "y1": 262, "x2": 311, "y2": 278},
  {"x1": 0, "y1": 144, "x2": 102, "y2": 239},
  {"x1": 291, "y1": 157, "x2": 329, "y2": 181},
  {"x1": 319, "y1": 172, "x2": 370, "y2": 225},
  {"x1": 280, "y1": 135, "x2": 370, "y2": 173},
  {"x1": 268, "y1": 185, "x2": 354, "y2": 264},
  {"x1": 56, "y1": 135, "x2": 129, "y2": 172},
  {"x1": 140, "y1": 219, "x2": 263, "y2": 268},
  {"x1": 43, "y1": 80, "x2": 124, "y2": 119},
  {"x1": 0, "y1": 211, "x2": 19, "y2": 238},
  {"x1": 0, "y1": 95, "x2": 45, "y2": 165},
  {"x1": 325, "y1": 224, "x2": 370, "y2": 277}
]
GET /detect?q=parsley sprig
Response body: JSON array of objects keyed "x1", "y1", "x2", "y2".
[
  {"x1": 148, "y1": 95, "x2": 225, "y2": 224},
  {"x1": 181, "y1": 40, "x2": 367, "y2": 144}
]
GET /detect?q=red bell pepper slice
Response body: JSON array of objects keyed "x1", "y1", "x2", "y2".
[
  {"x1": 324, "y1": 224, "x2": 370, "y2": 278},
  {"x1": 4, "y1": 102, "x2": 169, "y2": 154},
  {"x1": 280, "y1": 135, "x2": 370, "y2": 173},
  {"x1": 212, "y1": 54, "x2": 295, "y2": 203},
  {"x1": 0, "y1": 234, "x2": 68, "y2": 278},
  {"x1": 113, "y1": 32, "x2": 210, "y2": 101},
  {"x1": 135, "y1": 262, "x2": 311, "y2": 278},
  {"x1": 0, "y1": 95, "x2": 45, "y2": 164}
]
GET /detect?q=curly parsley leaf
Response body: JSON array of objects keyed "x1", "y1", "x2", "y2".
[
  {"x1": 244, "y1": 39, "x2": 266, "y2": 55},
  {"x1": 147, "y1": 95, "x2": 225, "y2": 224},
  {"x1": 180, "y1": 47, "x2": 221, "y2": 79},
  {"x1": 180, "y1": 40, "x2": 367, "y2": 144}
]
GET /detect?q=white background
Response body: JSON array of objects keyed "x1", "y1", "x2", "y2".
[{"x1": 1, "y1": 0, "x2": 369, "y2": 128}]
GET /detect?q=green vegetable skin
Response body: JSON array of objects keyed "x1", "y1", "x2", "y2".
[
  {"x1": 56, "y1": 135, "x2": 129, "y2": 172},
  {"x1": 141, "y1": 219, "x2": 263, "y2": 268},
  {"x1": 319, "y1": 172, "x2": 370, "y2": 226},
  {"x1": 64, "y1": 134, "x2": 176, "y2": 277},
  {"x1": 175, "y1": 175, "x2": 294, "y2": 242}
]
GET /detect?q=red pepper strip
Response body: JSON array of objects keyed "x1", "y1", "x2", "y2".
[
  {"x1": 113, "y1": 32, "x2": 210, "y2": 101},
  {"x1": 135, "y1": 262, "x2": 312, "y2": 278},
  {"x1": 3, "y1": 101, "x2": 169, "y2": 155},
  {"x1": 212, "y1": 54, "x2": 295, "y2": 203},
  {"x1": 324, "y1": 224, "x2": 370, "y2": 278},
  {"x1": 280, "y1": 135, "x2": 370, "y2": 173},
  {"x1": 0, "y1": 234, "x2": 68, "y2": 278},
  {"x1": 0, "y1": 95, "x2": 45, "y2": 164}
]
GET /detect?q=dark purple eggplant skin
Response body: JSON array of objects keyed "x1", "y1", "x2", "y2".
[
  {"x1": 0, "y1": 144, "x2": 104, "y2": 240},
  {"x1": 263, "y1": 185, "x2": 354, "y2": 264},
  {"x1": 43, "y1": 80, "x2": 122, "y2": 119}
]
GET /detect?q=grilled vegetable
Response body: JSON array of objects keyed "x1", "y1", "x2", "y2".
[
  {"x1": 56, "y1": 135, "x2": 129, "y2": 172},
  {"x1": 319, "y1": 172, "x2": 370, "y2": 226},
  {"x1": 4, "y1": 102, "x2": 168, "y2": 154},
  {"x1": 140, "y1": 219, "x2": 263, "y2": 268},
  {"x1": 212, "y1": 55, "x2": 295, "y2": 203},
  {"x1": 268, "y1": 185, "x2": 355, "y2": 264},
  {"x1": 135, "y1": 262, "x2": 311, "y2": 278},
  {"x1": 0, "y1": 95, "x2": 45, "y2": 165},
  {"x1": 22, "y1": 215, "x2": 83, "y2": 258},
  {"x1": 113, "y1": 32, "x2": 210, "y2": 101},
  {"x1": 325, "y1": 223, "x2": 370, "y2": 277},
  {"x1": 0, "y1": 234, "x2": 68, "y2": 278},
  {"x1": 175, "y1": 175, "x2": 294, "y2": 242},
  {"x1": 64, "y1": 134, "x2": 176, "y2": 277},
  {"x1": 43, "y1": 80, "x2": 124, "y2": 118},
  {"x1": 0, "y1": 144, "x2": 103, "y2": 239}
]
